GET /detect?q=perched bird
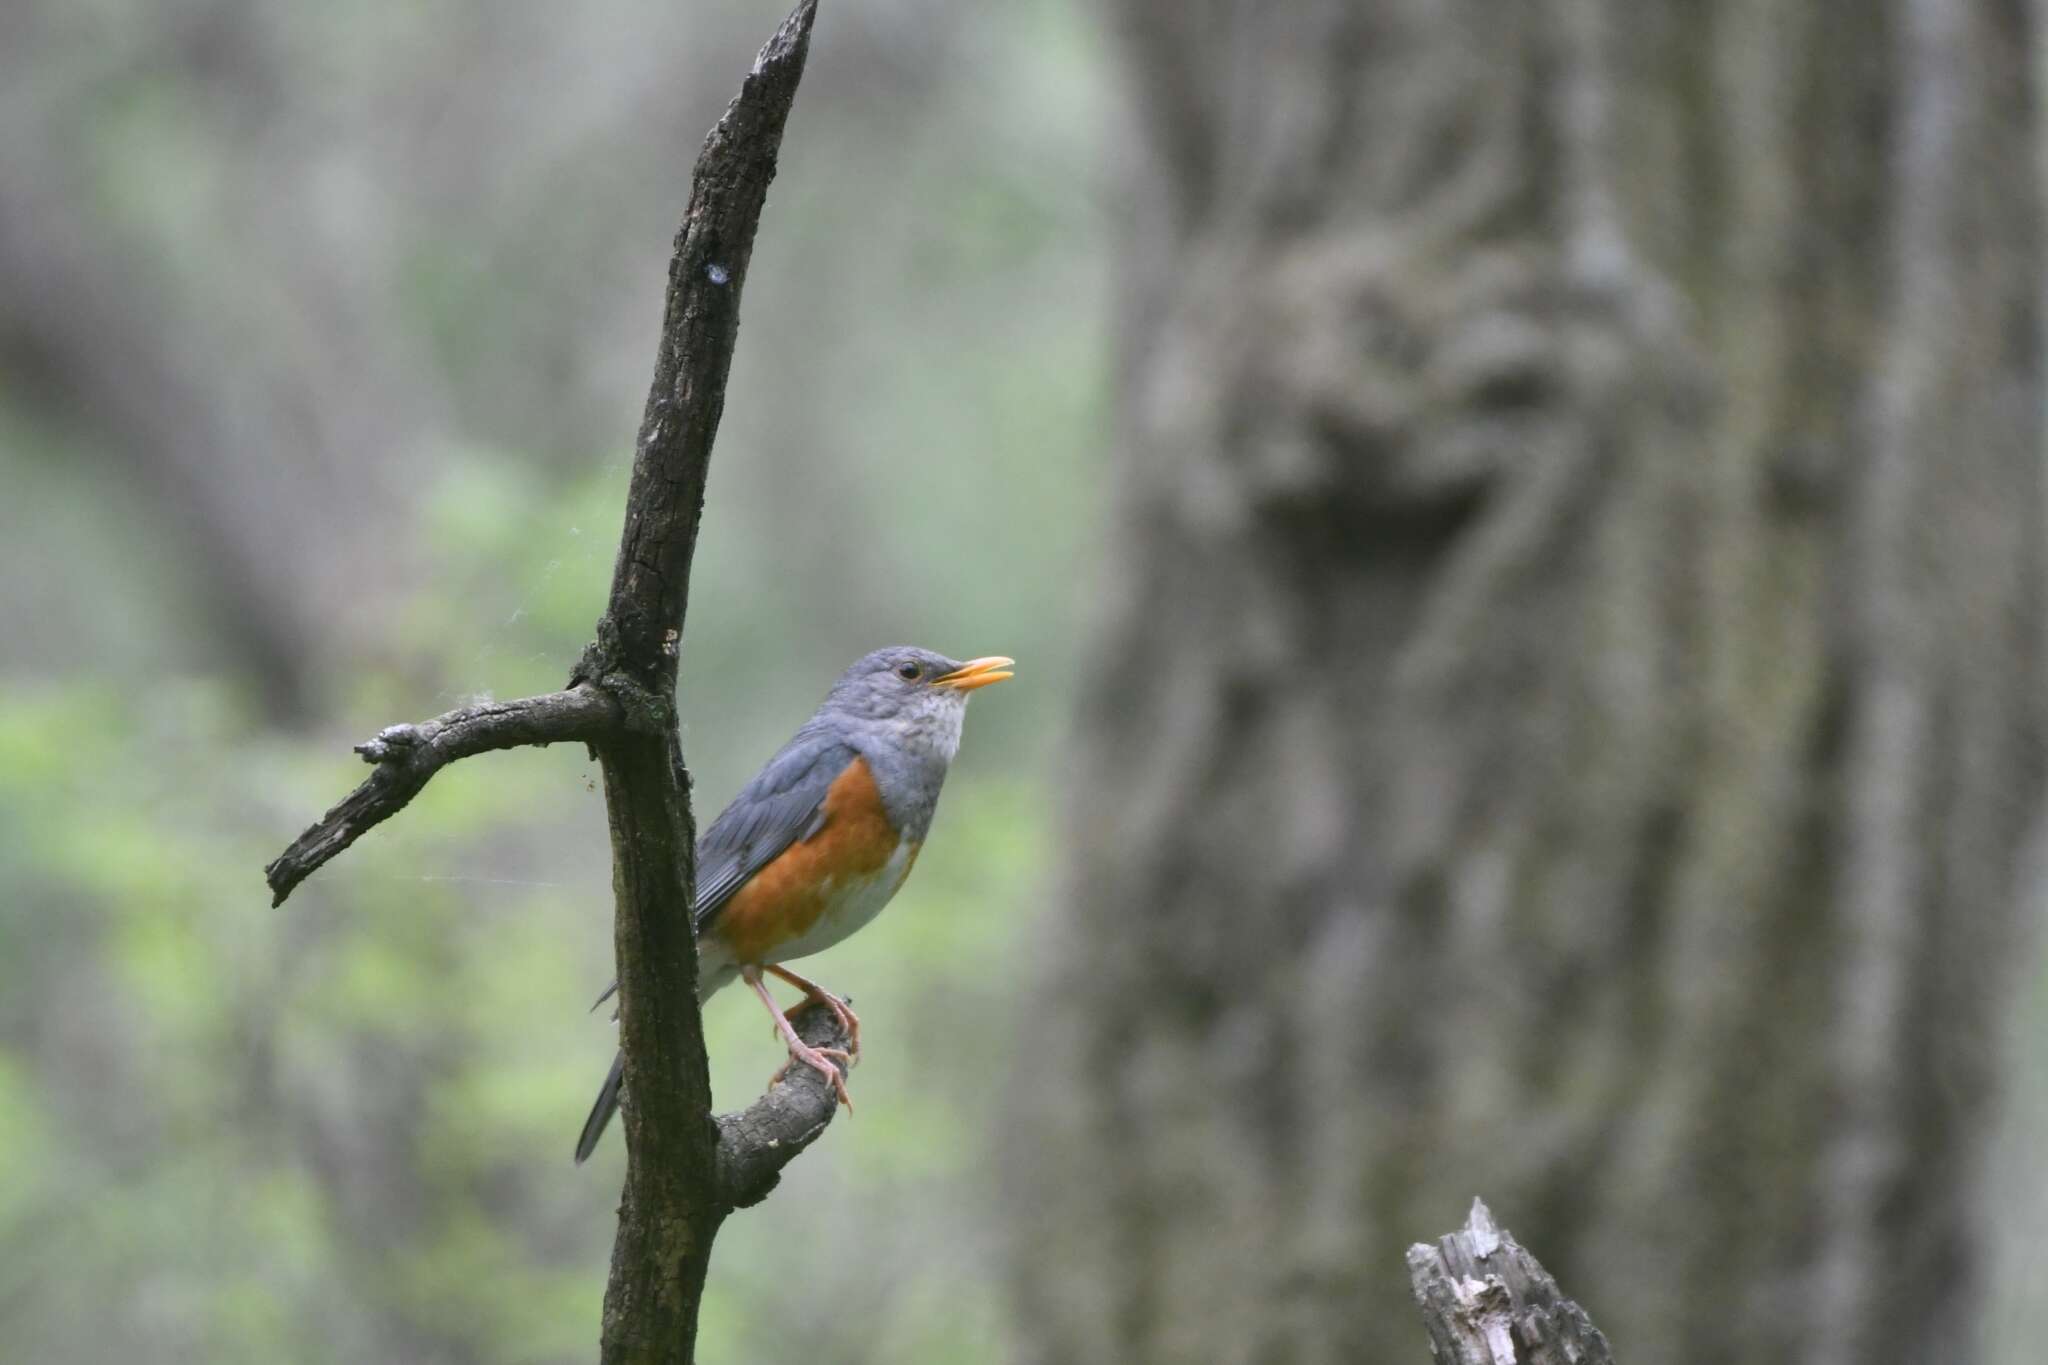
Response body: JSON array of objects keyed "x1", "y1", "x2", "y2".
[{"x1": 575, "y1": 646, "x2": 1015, "y2": 1163}]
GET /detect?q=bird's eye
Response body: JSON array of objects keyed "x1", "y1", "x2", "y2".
[{"x1": 897, "y1": 661, "x2": 921, "y2": 681}]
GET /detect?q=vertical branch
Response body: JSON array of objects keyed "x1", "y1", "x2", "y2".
[
  {"x1": 596, "y1": 0, "x2": 819, "y2": 678},
  {"x1": 260, "y1": 4, "x2": 827, "y2": 1359},
  {"x1": 578, "y1": 5, "x2": 820, "y2": 1362}
]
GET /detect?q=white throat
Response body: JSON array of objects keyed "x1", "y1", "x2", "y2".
[{"x1": 891, "y1": 693, "x2": 966, "y2": 763}]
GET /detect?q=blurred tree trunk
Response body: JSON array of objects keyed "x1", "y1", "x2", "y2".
[{"x1": 1010, "y1": 3, "x2": 2045, "y2": 1364}]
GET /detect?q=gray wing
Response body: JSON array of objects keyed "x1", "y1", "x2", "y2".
[
  {"x1": 691, "y1": 727, "x2": 857, "y2": 933},
  {"x1": 588, "y1": 727, "x2": 854, "y2": 1011}
]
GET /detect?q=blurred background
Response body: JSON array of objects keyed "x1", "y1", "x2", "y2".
[{"x1": 3, "y1": 1, "x2": 2046, "y2": 1363}]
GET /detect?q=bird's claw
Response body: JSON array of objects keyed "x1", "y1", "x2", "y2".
[
  {"x1": 773, "y1": 1042, "x2": 854, "y2": 1111},
  {"x1": 813, "y1": 993, "x2": 861, "y2": 1059},
  {"x1": 765, "y1": 965, "x2": 863, "y2": 1059},
  {"x1": 768, "y1": 998, "x2": 861, "y2": 1059}
]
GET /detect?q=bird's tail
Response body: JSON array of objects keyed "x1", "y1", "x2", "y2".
[{"x1": 574, "y1": 1050, "x2": 625, "y2": 1165}]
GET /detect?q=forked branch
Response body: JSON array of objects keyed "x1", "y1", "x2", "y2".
[
  {"x1": 262, "y1": 4, "x2": 827, "y2": 1361},
  {"x1": 584, "y1": 8, "x2": 822, "y2": 1357}
]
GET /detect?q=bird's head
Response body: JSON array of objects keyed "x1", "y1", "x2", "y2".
[{"x1": 822, "y1": 646, "x2": 1014, "y2": 759}]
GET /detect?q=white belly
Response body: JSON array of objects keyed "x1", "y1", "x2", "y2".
[
  {"x1": 695, "y1": 840, "x2": 916, "y2": 994},
  {"x1": 768, "y1": 840, "x2": 917, "y2": 965}
]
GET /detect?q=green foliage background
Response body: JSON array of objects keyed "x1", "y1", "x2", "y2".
[
  {"x1": 0, "y1": 1, "x2": 1105, "y2": 1359},
  {"x1": 13, "y1": 3, "x2": 2048, "y2": 1362}
]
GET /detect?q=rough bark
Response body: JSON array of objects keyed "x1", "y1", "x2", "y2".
[
  {"x1": 1408, "y1": 1201, "x2": 1614, "y2": 1365},
  {"x1": 263, "y1": 687, "x2": 621, "y2": 904},
  {"x1": 265, "y1": 5, "x2": 824, "y2": 1362},
  {"x1": 713, "y1": 1002, "x2": 859, "y2": 1211},
  {"x1": 1011, "y1": 3, "x2": 2044, "y2": 1364},
  {"x1": 576, "y1": 7, "x2": 818, "y2": 1358}
]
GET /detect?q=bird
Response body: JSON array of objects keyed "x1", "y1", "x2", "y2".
[{"x1": 574, "y1": 645, "x2": 1015, "y2": 1163}]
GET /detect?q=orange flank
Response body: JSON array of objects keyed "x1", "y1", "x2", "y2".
[{"x1": 709, "y1": 757, "x2": 906, "y2": 965}]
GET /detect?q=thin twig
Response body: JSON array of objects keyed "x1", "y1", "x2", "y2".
[{"x1": 265, "y1": 686, "x2": 621, "y2": 906}]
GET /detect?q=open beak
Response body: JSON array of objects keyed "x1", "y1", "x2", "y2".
[{"x1": 934, "y1": 655, "x2": 1015, "y2": 692}]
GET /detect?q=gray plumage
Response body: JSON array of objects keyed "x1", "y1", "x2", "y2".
[
  {"x1": 692, "y1": 731, "x2": 859, "y2": 937},
  {"x1": 574, "y1": 647, "x2": 995, "y2": 1163}
]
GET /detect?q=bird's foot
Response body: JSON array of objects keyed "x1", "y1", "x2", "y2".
[
  {"x1": 773, "y1": 1042, "x2": 854, "y2": 1111},
  {"x1": 767, "y1": 964, "x2": 862, "y2": 1058},
  {"x1": 743, "y1": 964, "x2": 855, "y2": 1111}
]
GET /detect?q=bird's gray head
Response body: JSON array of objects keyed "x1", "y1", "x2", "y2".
[{"x1": 819, "y1": 646, "x2": 1014, "y2": 764}]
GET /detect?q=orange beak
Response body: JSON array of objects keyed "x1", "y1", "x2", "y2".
[{"x1": 934, "y1": 655, "x2": 1015, "y2": 692}]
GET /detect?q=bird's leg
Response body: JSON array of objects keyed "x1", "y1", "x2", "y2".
[
  {"x1": 742, "y1": 965, "x2": 853, "y2": 1111},
  {"x1": 765, "y1": 963, "x2": 862, "y2": 1057}
]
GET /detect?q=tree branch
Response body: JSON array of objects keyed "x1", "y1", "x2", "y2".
[
  {"x1": 713, "y1": 1001, "x2": 853, "y2": 1211},
  {"x1": 585, "y1": 4, "x2": 821, "y2": 1361},
  {"x1": 264, "y1": 686, "x2": 621, "y2": 906},
  {"x1": 260, "y1": 4, "x2": 824, "y2": 1359},
  {"x1": 1407, "y1": 1200, "x2": 1616, "y2": 1365},
  {"x1": 582, "y1": 0, "x2": 820, "y2": 682}
]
